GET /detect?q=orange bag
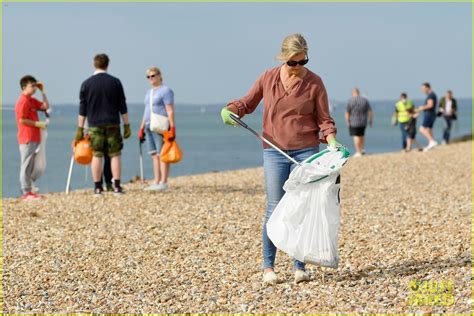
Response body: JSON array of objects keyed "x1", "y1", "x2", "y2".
[
  {"x1": 74, "y1": 137, "x2": 93, "y2": 165},
  {"x1": 160, "y1": 131, "x2": 183, "y2": 163}
]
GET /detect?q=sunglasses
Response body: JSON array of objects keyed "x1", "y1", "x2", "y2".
[
  {"x1": 286, "y1": 58, "x2": 309, "y2": 67},
  {"x1": 146, "y1": 74, "x2": 158, "y2": 79}
]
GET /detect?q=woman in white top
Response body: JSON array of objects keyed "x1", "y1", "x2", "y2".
[{"x1": 138, "y1": 67, "x2": 176, "y2": 191}]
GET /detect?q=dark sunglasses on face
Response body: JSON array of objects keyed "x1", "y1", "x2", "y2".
[
  {"x1": 147, "y1": 74, "x2": 157, "y2": 79},
  {"x1": 286, "y1": 58, "x2": 309, "y2": 67}
]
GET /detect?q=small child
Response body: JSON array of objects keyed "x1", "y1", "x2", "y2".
[{"x1": 15, "y1": 75, "x2": 49, "y2": 200}]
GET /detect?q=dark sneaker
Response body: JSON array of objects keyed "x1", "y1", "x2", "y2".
[
  {"x1": 94, "y1": 187, "x2": 103, "y2": 197},
  {"x1": 113, "y1": 186, "x2": 124, "y2": 195},
  {"x1": 106, "y1": 183, "x2": 114, "y2": 192}
]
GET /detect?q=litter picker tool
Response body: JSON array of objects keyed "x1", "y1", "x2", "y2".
[
  {"x1": 229, "y1": 113, "x2": 301, "y2": 166},
  {"x1": 139, "y1": 140, "x2": 144, "y2": 184},
  {"x1": 65, "y1": 154, "x2": 74, "y2": 194}
]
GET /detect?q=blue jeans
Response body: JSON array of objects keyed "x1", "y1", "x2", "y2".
[
  {"x1": 399, "y1": 122, "x2": 409, "y2": 149},
  {"x1": 262, "y1": 145, "x2": 319, "y2": 271},
  {"x1": 443, "y1": 116, "x2": 454, "y2": 143}
]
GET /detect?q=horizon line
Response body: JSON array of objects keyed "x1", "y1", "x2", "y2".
[{"x1": 2, "y1": 96, "x2": 473, "y2": 108}]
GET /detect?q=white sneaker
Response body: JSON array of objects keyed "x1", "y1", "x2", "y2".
[
  {"x1": 263, "y1": 271, "x2": 279, "y2": 285},
  {"x1": 144, "y1": 183, "x2": 161, "y2": 191},
  {"x1": 156, "y1": 182, "x2": 169, "y2": 191},
  {"x1": 423, "y1": 140, "x2": 438, "y2": 152},
  {"x1": 353, "y1": 152, "x2": 363, "y2": 158},
  {"x1": 294, "y1": 269, "x2": 310, "y2": 284}
]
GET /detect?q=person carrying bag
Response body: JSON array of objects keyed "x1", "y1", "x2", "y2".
[{"x1": 138, "y1": 67, "x2": 177, "y2": 191}]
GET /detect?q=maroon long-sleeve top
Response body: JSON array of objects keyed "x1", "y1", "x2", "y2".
[{"x1": 227, "y1": 66, "x2": 337, "y2": 150}]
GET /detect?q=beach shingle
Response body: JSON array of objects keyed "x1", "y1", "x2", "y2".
[{"x1": 2, "y1": 141, "x2": 472, "y2": 313}]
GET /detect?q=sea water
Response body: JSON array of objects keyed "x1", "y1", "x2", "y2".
[{"x1": 2, "y1": 99, "x2": 471, "y2": 198}]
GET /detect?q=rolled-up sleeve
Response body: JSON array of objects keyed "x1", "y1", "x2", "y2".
[
  {"x1": 227, "y1": 73, "x2": 264, "y2": 118},
  {"x1": 314, "y1": 83, "x2": 337, "y2": 142}
]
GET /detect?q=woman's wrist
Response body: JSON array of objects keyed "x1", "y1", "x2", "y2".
[
  {"x1": 227, "y1": 104, "x2": 239, "y2": 114},
  {"x1": 326, "y1": 134, "x2": 335, "y2": 142}
]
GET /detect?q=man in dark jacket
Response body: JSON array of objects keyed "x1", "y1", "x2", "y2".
[
  {"x1": 437, "y1": 90, "x2": 457, "y2": 144},
  {"x1": 75, "y1": 54, "x2": 131, "y2": 195}
]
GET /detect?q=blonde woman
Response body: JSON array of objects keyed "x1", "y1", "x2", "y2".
[
  {"x1": 221, "y1": 34, "x2": 341, "y2": 284},
  {"x1": 138, "y1": 67, "x2": 176, "y2": 191}
]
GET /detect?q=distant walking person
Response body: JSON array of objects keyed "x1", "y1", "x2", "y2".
[
  {"x1": 437, "y1": 90, "x2": 457, "y2": 144},
  {"x1": 417, "y1": 82, "x2": 438, "y2": 151},
  {"x1": 15, "y1": 75, "x2": 49, "y2": 200},
  {"x1": 75, "y1": 54, "x2": 131, "y2": 195},
  {"x1": 394, "y1": 93, "x2": 415, "y2": 150},
  {"x1": 345, "y1": 88, "x2": 373, "y2": 157},
  {"x1": 394, "y1": 93, "x2": 422, "y2": 152},
  {"x1": 138, "y1": 67, "x2": 176, "y2": 191}
]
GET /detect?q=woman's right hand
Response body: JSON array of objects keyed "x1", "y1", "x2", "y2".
[{"x1": 220, "y1": 107, "x2": 239, "y2": 127}]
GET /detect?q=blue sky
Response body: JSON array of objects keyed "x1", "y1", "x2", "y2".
[{"x1": 3, "y1": 2, "x2": 472, "y2": 105}]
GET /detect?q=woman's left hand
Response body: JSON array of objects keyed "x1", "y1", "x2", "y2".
[{"x1": 327, "y1": 136, "x2": 342, "y2": 149}]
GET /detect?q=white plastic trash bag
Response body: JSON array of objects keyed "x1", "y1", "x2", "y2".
[{"x1": 266, "y1": 147, "x2": 350, "y2": 268}]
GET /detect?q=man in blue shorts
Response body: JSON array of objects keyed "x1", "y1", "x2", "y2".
[{"x1": 417, "y1": 82, "x2": 438, "y2": 151}]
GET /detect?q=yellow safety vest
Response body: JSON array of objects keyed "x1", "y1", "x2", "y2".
[{"x1": 395, "y1": 100, "x2": 414, "y2": 123}]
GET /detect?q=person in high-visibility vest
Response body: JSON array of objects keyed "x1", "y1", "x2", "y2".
[{"x1": 394, "y1": 93, "x2": 415, "y2": 150}]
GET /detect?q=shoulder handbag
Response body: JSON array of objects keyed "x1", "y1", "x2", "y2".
[{"x1": 149, "y1": 89, "x2": 170, "y2": 133}]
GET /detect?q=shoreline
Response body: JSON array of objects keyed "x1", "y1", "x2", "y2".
[{"x1": 2, "y1": 138, "x2": 472, "y2": 200}]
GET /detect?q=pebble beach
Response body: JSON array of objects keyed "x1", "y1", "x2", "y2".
[{"x1": 2, "y1": 141, "x2": 472, "y2": 313}]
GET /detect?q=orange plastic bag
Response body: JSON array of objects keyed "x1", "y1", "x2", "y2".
[
  {"x1": 160, "y1": 131, "x2": 182, "y2": 163},
  {"x1": 74, "y1": 137, "x2": 93, "y2": 165}
]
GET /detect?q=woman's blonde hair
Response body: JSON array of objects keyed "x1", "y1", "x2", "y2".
[
  {"x1": 146, "y1": 67, "x2": 162, "y2": 80},
  {"x1": 276, "y1": 33, "x2": 308, "y2": 61}
]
